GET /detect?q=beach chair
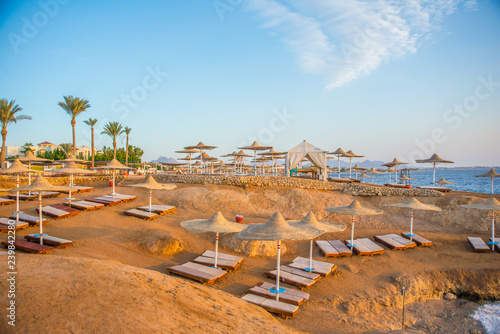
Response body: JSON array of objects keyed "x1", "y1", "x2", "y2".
[
  {"x1": 137, "y1": 205, "x2": 176, "y2": 215},
  {"x1": 192, "y1": 250, "x2": 244, "y2": 271},
  {"x1": 33, "y1": 191, "x2": 61, "y2": 198},
  {"x1": 0, "y1": 198, "x2": 15, "y2": 206},
  {"x1": 287, "y1": 256, "x2": 336, "y2": 276},
  {"x1": 9, "y1": 213, "x2": 46, "y2": 226},
  {"x1": 265, "y1": 265, "x2": 320, "y2": 290},
  {"x1": 50, "y1": 203, "x2": 81, "y2": 216},
  {"x1": 87, "y1": 197, "x2": 123, "y2": 206},
  {"x1": 24, "y1": 234, "x2": 73, "y2": 248},
  {"x1": 167, "y1": 261, "x2": 227, "y2": 284},
  {"x1": 36, "y1": 206, "x2": 70, "y2": 219},
  {"x1": 374, "y1": 234, "x2": 417, "y2": 250},
  {"x1": 125, "y1": 209, "x2": 158, "y2": 220},
  {"x1": 246, "y1": 282, "x2": 310, "y2": 306},
  {"x1": 103, "y1": 194, "x2": 137, "y2": 202},
  {"x1": 467, "y1": 237, "x2": 490, "y2": 253},
  {"x1": 315, "y1": 240, "x2": 352, "y2": 257},
  {"x1": 59, "y1": 186, "x2": 93, "y2": 194},
  {"x1": 241, "y1": 294, "x2": 299, "y2": 319},
  {"x1": 345, "y1": 238, "x2": 385, "y2": 256},
  {"x1": 0, "y1": 218, "x2": 29, "y2": 233},
  {"x1": 8, "y1": 193, "x2": 36, "y2": 201},
  {"x1": 1, "y1": 240, "x2": 53, "y2": 254},
  {"x1": 64, "y1": 200, "x2": 104, "y2": 211},
  {"x1": 401, "y1": 232, "x2": 432, "y2": 247}
]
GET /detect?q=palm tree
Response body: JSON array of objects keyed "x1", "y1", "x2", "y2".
[
  {"x1": 20, "y1": 142, "x2": 35, "y2": 155},
  {"x1": 83, "y1": 118, "x2": 98, "y2": 168},
  {"x1": 59, "y1": 143, "x2": 73, "y2": 156},
  {"x1": 123, "y1": 126, "x2": 132, "y2": 166},
  {"x1": 101, "y1": 121, "x2": 124, "y2": 159},
  {"x1": 58, "y1": 95, "x2": 91, "y2": 156},
  {"x1": 0, "y1": 99, "x2": 32, "y2": 162}
]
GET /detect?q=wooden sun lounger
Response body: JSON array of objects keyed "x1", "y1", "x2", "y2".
[
  {"x1": 137, "y1": 205, "x2": 176, "y2": 215},
  {"x1": 59, "y1": 186, "x2": 93, "y2": 194},
  {"x1": 374, "y1": 234, "x2": 417, "y2": 250},
  {"x1": 192, "y1": 250, "x2": 245, "y2": 271},
  {"x1": 246, "y1": 282, "x2": 310, "y2": 306},
  {"x1": 8, "y1": 193, "x2": 36, "y2": 201},
  {"x1": 125, "y1": 209, "x2": 158, "y2": 220},
  {"x1": 241, "y1": 294, "x2": 299, "y2": 318},
  {"x1": 0, "y1": 218, "x2": 29, "y2": 232},
  {"x1": 9, "y1": 214, "x2": 46, "y2": 226},
  {"x1": 1, "y1": 240, "x2": 53, "y2": 254},
  {"x1": 36, "y1": 206, "x2": 70, "y2": 219},
  {"x1": 490, "y1": 238, "x2": 500, "y2": 253},
  {"x1": 25, "y1": 234, "x2": 73, "y2": 248},
  {"x1": 315, "y1": 240, "x2": 352, "y2": 257},
  {"x1": 86, "y1": 197, "x2": 123, "y2": 206},
  {"x1": 103, "y1": 194, "x2": 137, "y2": 202},
  {"x1": 401, "y1": 232, "x2": 433, "y2": 247},
  {"x1": 0, "y1": 198, "x2": 15, "y2": 205},
  {"x1": 467, "y1": 237, "x2": 490, "y2": 253},
  {"x1": 266, "y1": 266, "x2": 320, "y2": 289},
  {"x1": 287, "y1": 256, "x2": 336, "y2": 277},
  {"x1": 64, "y1": 200, "x2": 105, "y2": 211},
  {"x1": 51, "y1": 203, "x2": 80, "y2": 216},
  {"x1": 33, "y1": 191, "x2": 61, "y2": 198},
  {"x1": 167, "y1": 262, "x2": 227, "y2": 284},
  {"x1": 345, "y1": 238, "x2": 385, "y2": 256}
]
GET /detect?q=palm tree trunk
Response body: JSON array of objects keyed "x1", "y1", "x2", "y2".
[
  {"x1": 1, "y1": 128, "x2": 7, "y2": 163},
  {"x1": 113, "y1": 138, "x2": 117, "y2": 159},
  {"x1": 71, "y1": 118, "x2": 76, "y2": 156},
  {"x1": 91, "y1": 126, "x2": 95, "y2": 168},
  {"x1": 125, "y1": 135, "x2": 129, "y2": 166}
]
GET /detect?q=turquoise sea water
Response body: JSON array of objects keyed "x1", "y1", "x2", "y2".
[
  {"x1": 472, "y1": 302, "x2": 500, "y2": 334},
  {"x1": 330, "y1": 169, "x2": 499, "y2": 195}
]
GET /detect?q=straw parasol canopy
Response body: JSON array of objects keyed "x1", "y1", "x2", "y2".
[
  {"x1": 128, "y1": 175, "x2": 176, "y2": 190},
  {"x1": 0, "y1": 159, "x2": 43, "y2": 175},
  {"x1": 16, "y1": 151, "x2": 52, "y2": 162},
  {"x1": 328, "y1": 148, "x2": 353, "y2": 179},
  {"x1": 436, "y1": 178, "x2": 455, "y2": 186},
  {"x1": 359, "y1": 172, "x2": 370, "y2": 182},
  {"x1": 385, "y1": 166, "x2": 396, "y2": 183},
  {"x1": 345, "y1": 150, "x2": 364, "y2": 178},
  {"x1": 185, "y1": 141, "x2": 217, "y2": 151},
  {"x1": 399, "y1": 174, "x2": 415, "y2": 185},
  {"x1": 238, "y1": 141, "x2": 273, "y2": 175},
  {"x1": 52, "y1": 161, "x2": 96, "y2": 175},
  {"x1": 259, "y1": 147, "x2": 285, "y2": 156},
  {"x1": 181, "y1": 211, "x2": 246, "y2": 269},
  {"x1": 93, "y1": 159, "x2": 130, "y2": 197},
  {"x1": 461, "y1": 198, "x2": 500, "y2": 250},
  {"x1": 175, "y1": 148, "x2": 198, "y2": 173},
  {"x1": 289, "y1": 212, "x2": 346, "y2": 271},
  {"x1": 236, "y1": 212, "x2": 320, "y2": 301},
  {"x1": 367, "y1": 167, "x2": 384, "y2": 183},
  {"x1": 58, "y1": 154, "x2": 88, "y2": 164},
  {"x1": 475, "y1": 168, "x2": 500, "y2": 194},
  {"x1": 10, "y1": 175, "x2": 75, "y2": 245},
  {"x1": 382, "y1": 158, "x2": 409, "y2": 182},
  {"x1": 325, "y1": 201, "x2": 383, "y2": 248},
  {"x1": 234, "y1": 150, "x2": 252, "y2": 157},
  {"x1": 384, "y1": 198, "x2": 441, "y2": 241},
  {"x1": 416, "y1": 154, "x2": 454, "y2": 184},
  {"x1": 353, "y1": 164, "x2": 367, "y2": 171}
]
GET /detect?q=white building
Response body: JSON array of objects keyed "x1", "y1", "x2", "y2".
[{"x1": 6, "y1": 141, "x2": 95, "y2": 159}]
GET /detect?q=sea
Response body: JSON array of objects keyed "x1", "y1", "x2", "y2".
[
  {"x1": 472, "y1": 302, "x2": 500, "y2": 334},
  {"x1": 330, "y1": 168, "x2": 499, "y2": 195}
]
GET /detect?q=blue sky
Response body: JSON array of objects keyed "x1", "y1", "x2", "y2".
[{"x1": 0, "y1": 0, "x2": 499, "y2": 166}]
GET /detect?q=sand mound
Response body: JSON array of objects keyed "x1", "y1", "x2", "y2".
[
  {"x1": 138, "y1": 229, "x2": 184, "y2": 255},
  {"x1": 1, "y1": 255, "x2": 298, "y2": 334},
  {"x1": 219, "y1": 234, "x2": 290, "y2": 257}
]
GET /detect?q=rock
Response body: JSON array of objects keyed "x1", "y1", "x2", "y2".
[
  {"x1": 138, "y1": 229, "x2": 183, "y2": 255},
  {"x1": 444, "y1": 292, "x2": 457, "y2": 300}
]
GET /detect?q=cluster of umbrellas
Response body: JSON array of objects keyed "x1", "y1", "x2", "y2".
[{"x1": 327, "y1": 148, "x2": 365, "y2": 179}]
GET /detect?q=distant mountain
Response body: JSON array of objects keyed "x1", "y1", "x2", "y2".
[{"x1": 150, "y1": 156, "x2": 179, "y2": 164}]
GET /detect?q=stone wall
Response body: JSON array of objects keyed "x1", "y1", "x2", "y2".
[
  {"x1": 0, "y1": 175, "x2": 123, "y2": 186},
  {"x1": 153, "y1": 174, "x2": 442, "y2": 197}
]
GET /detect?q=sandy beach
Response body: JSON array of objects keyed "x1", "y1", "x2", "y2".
[{"x1": 0, "y1": 177, "x2": 499, "y2": 333}]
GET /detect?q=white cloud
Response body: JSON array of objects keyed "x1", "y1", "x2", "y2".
[{"x1": 244, "y1": 0, "x2": 471, "y2": 89}]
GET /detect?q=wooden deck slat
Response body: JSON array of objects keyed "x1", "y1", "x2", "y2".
[
  {"x1": 64, "y1": 201, "x2": 104, "y2": 211},
  {"x1": 0, "y1": 198, "x2": 15, "y2": 205},
  {"x1": 265, "y1": 266, "x2": 318, "y2": 289},
  {"x1": 467, "y1": 237, "x2": 490, "y2": 253},
  {"x1": 374, "y1": 234, "x2": 416, "y2": 250},
  {"x1": 8, "y1": 194, "x2": 36, "y2": 201},
  {"x1": 167, "y1": 262, "x2": 227, "y2": 284},
  {"x1": 0, "y1": 218, "x2": 29, "y2": 232},
  {"x1": 401, "y1": 232, "x2": 433, "y2": 247},
  {"x1": 1, "y1": 240, "x2": 53, "y2": 254},
  {"x1": 345, "y1": 238, "x2": 385, "y2": 256},
  {"x1": 288, "y1": 256, "x2": 336, "y2": 276},
  {"x1": 246, "y1": 282, "x2": 310, "y2": 306},
  {"x1": 9, "y1": 214, "x2": 46, "y2": 226},
  {"x1": 51, "y1": 203, "x2": 81, "y2": 215},
  {"x1": 241, "y1": 294, "x2": 299, "y2": 318},
  {"x1": 36, "y1": 206, "x2": 70, "y2": 219},
  {"x1": 125, "y1": 209, "x2": 158, "y2": 220},
  {"x1": 25, "y1": 234, "x2": 73, "y2": 248},
  {"x1": 137, "y1": 205, "x2": 176, "y2": 215}
]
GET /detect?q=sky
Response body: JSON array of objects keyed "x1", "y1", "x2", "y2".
[{"x1": 0, "y1": 0, "x2": 499, "y2": 167}]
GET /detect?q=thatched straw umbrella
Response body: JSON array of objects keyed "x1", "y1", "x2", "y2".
[
  {"x1": 289, "y1": 212, "x2": 345, "y2": 271},
  {"x1": 17, "y1": 151, "x2": 52, "y2": 194},
  {"x1": 359, "y1": 172, "x2": 370, "y2": 183},
  {"x1": 181, "y1": 212, "x2": 245, "y2": 269},
  {"x1": 50, "y1": 161, "x2": 96, "y2": 207},
  {"x1": 175, "y1": 148, "x2": 198, "y2": 173},
  {"x1": 325, "y1": 201, "x2": 383, "y2": 249},
  {"x1": 236, "y1": 212, "x2": 319, "y2": 301},
  {"x1": 384, "y1": 198, "x2": 441, "y2": 241},
  {"x1": 259, "y1": 148, "x2": 285, "y2": 175},
  {"x1": 399, "y1": 174, "x2": 415, "y2": 186},
  {"x1": 185, "y1": 142, "x2": 217, "y2": 173},
  {"x1": 58, "y1": 154, "x2": 88, "y2": 164},
  {"x1": 475, "y1": 169, "x2": 500, "y2": 194},
  {"x1": 461, "y1": 198, "x2": 500, "y2": 251},
  {"x1": 353, "y1": 164, "x2": 367, "y2": 179},
  {"x1": 238, "y1": 141, "x2": 272, "y2": 175},
  {"x1": 366, "y1": 167, "x2": 384, "y2": 183},
  {"x1": 416, "y1": 154, "x2": 454, "y2": 185},
  {"x1": 382, "y1": 158, "x2": 409, "y2": 183},
  {"x1": 345, "y1": 150, "x2": 364, "y2": 178},
  {"x1": 385, "y1": 166, "x2": 396, "y2": 183},
  {"x1": 328, "y1": 148, "x2": 352, "y2": 179},
  {"x1": 128, "y1": 175, "x2": 176, "y2": 212},
  {"x1": 0, "y1": 159, "x2": 42, "y2": 222},
  {"x1": 93, "y1": 159, "x2": 130, "y2": 198},
  {"x1": 10, "y1": 175, "x2": 74, "y2": 245},
  {"x1": 436, "y1": 178, "x2": 455, "y2": 186}
]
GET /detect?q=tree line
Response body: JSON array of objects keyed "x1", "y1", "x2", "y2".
[{"x1": 0, "y1": 96, "x2": 141, "y2": 167}]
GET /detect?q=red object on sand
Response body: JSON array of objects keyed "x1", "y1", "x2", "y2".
[
  {"x1": 109, "y1": 180, "x2": 114, "y2": 187},
  {"x1": 405, "y1": 185, "x2": 411, "y2": 189},
  {"x1": 236, "y1": 215, "x2": 244, "y2": 223}
]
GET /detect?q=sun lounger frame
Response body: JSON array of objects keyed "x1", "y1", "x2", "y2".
[
  {"x1": 1, "y1": 240, "x2": 53, "y2": 254},
  {"x1": 167, "y1": 261, "x2": 227, "y2": 284},
  {"x1": 374, "y1": 234, "x2": 417, "y2": 250},
  {"x1": 315, "y1": 240, "x2": 352, "y2": 257},
  {"x1": 467, "y1": 237, "x2": 490, "y2": 253}
]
